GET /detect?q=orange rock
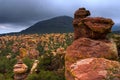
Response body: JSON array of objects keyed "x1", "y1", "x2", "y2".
[
  {"x1": 65, "y1": 8, "x2": 119, "y2": 80},
  {"x1": 74, "y1": 8, "x2": 90, "y2": 19},
  {"x1": 66, "y1": 38, "x2": 118, "y2": 64},
  {"x1": 73, "y1": 8, "x2": 114, "y2": 40},
  {"x1": 13, "y1": 59, "x2": 28, "y2": 80},
  {"x1": 66, "y1": 58, "x2": 120, "y2": 80},
  {"x1": 13, "y1": 59, "x2": 28, "y2": 74}
]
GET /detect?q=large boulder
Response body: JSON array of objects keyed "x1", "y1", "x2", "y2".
[
  {"x1": 66, "y1": 58, "x2": 120, "y2": 80},
  {"x1": 66, "y1": 38, "x2": 118, "y2": 65},
  {"x1": 73, "y1": 8, "x2": 114, "y2": 40}
]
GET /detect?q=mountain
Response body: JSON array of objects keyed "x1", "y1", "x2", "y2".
[
  {"x1": 112, "y1": 24, "x2": 120, "y2": 34},
  {"x1": 112, "y1": 24, "x2": 120, "y2": 31},
  {"x1": 1, "y1": 16, "x2": 120, "y2": 36},
  {"x1": 20, "y1": 16, "x2": 73, "y2": 34}
]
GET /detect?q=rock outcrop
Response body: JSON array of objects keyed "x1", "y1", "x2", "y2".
[
  {"x1": 73, "y1": 8, "x2": 114, "y2": 40},
  {"x1": 13, "y1": 59, "x2": 28, "y2": 80},
  {"x1": 67, "y1": 58, "x2": 120, "y2": 80},
  {"x1": 66, "y1": 38, "x2": 118, "y2": 64},
  {"x1": 74, "y1": 8, "x2": 90, "y2": 19},
  {"x1": 65, "y1": 8, "x2": 120, "y2": 80}
]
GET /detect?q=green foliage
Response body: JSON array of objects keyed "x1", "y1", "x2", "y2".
[
  {"x1": 26, "y1": 70, "x2": 65, "y2": 80},
  {"x1": 0, "y1": 48, "x2": 11, "y2": 57},
  {"x1": 0, "y1": 33, "x2": 73, "y2": 80},
  {"x1": 23, "y1": 57, "x2": 33, "y2": 72},
  {"x1": 38, "y1": 70, "x2": 64, "y2": 80},
  {"x1": 38, "y1": 53, "x2": 53, "y2": 70},
  {"x1": 37, "y1": 44, "x2": 45, "y2": 54},
  {"x1": 25, "y1": 51, "x2": 65, "y2": 80},
  {"x1": 0, "y1": 57, "x2": 16, "y2": 79},
  {"x1": 0, "y1": 74, "x2": 4, "y2": 79},
  {"x1": 25, "y1": 73, "x2": 39, "y2": 80},
  {"x1": 0, "y1": 57, "x2": 11, "y2": 73}
]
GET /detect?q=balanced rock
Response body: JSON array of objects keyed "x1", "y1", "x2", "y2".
[
  {"x1": 73, "y1": 8, "x2": 114, "y2": 40},
  {"x1": 65, "y1": 8, "x2": 119, "y2": 80},
  {"x1": 13, "y1": 59, "x2": 28, "y2": 80},
  {"x1": 66, "y1": 58, "x2": 120, "y2": 80},
  {"x1": 74, "y1": 8, "x2": 90, "y2": 19}
]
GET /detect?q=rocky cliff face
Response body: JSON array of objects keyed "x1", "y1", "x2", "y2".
[{"x1": 65, "y1": 8, "x2": 120, "y2": 80}]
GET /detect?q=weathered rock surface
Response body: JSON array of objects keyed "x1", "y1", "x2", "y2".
[
  {"x1": 74, "y1": 8, "x2": 90, "y2": 19},
  {"x1": 66, "y1": 58, "x2": 120, "y2": 80},
  {"x1": 66, "y1": 38, "x2": 118, "y2": 64},
  {"x1": 65, "y1": 8, "x2": 119, "y2": 80},
  {"x1": 73, "y1": 8, "x2": 114, "y2": 40}
]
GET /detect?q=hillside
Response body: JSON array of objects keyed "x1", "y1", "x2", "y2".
[
  {"x1": 20, "y1": 16, "x2": 73, "y2": 34},
  {"x1": 0, "y1": 33, "x2": 74, "y2": 80},
  {"x1": 112, "y1": 24, "x2": 120, "y2": 33}
]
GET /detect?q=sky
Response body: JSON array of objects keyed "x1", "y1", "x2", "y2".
[{"x1": 0, "y1": 0, "x2": 120, "y2": 34}]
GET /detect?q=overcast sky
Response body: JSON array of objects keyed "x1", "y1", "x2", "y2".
[{"x1": 0, "y1": 0, "x2": 120, "y2": 34}]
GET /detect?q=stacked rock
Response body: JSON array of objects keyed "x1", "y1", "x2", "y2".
[
  {"x1": 74, "y1": 8, "x2": 90, "y2": 19},
  {"x1": 13, "y1": 59, "x2": 28, "y2": 80},
  {"x1": 73, "y1": 8, "x2": 114, "y2": 40},
  {"x1": 65, "y1": 8, "x2": 120, "y2": 80}
]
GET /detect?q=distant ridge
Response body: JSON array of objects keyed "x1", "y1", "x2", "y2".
[
  {"x1": 0, "y1": 16, "x2": 73, "y2": 36},
  {"x1": 112, "y1": 24, "x2": 120, "y2": 34},
  {"x1": 1, "y1": 16, "x2": 120, "y2": 36},
  {"x1": 20, "y1": 16, "x2": 73, "y2": 34}
]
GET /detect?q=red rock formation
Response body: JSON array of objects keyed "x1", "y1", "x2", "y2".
[
  {"x1": 74, "y1": 8, "x2": 90, "y2": 19},
  {"x1": 66, "y1": 38, "x2": 118, "y2": 64},
  {"x1": 66, "y1": 58, "x2": 120, "y2": 80},
  {"x1": 65, "y1": 8, "x2": 119, "y2": 80},
  {"x1": 67, "y1": 58, "x2": 120, "y2": 80},
  {"x1": 73, "y1": 8, "x2": 114, "y2": 40}
]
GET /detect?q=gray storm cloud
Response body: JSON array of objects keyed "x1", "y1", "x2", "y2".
[{"x1": 0, "y1": 0, "x2": 120, "y2": 33}]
